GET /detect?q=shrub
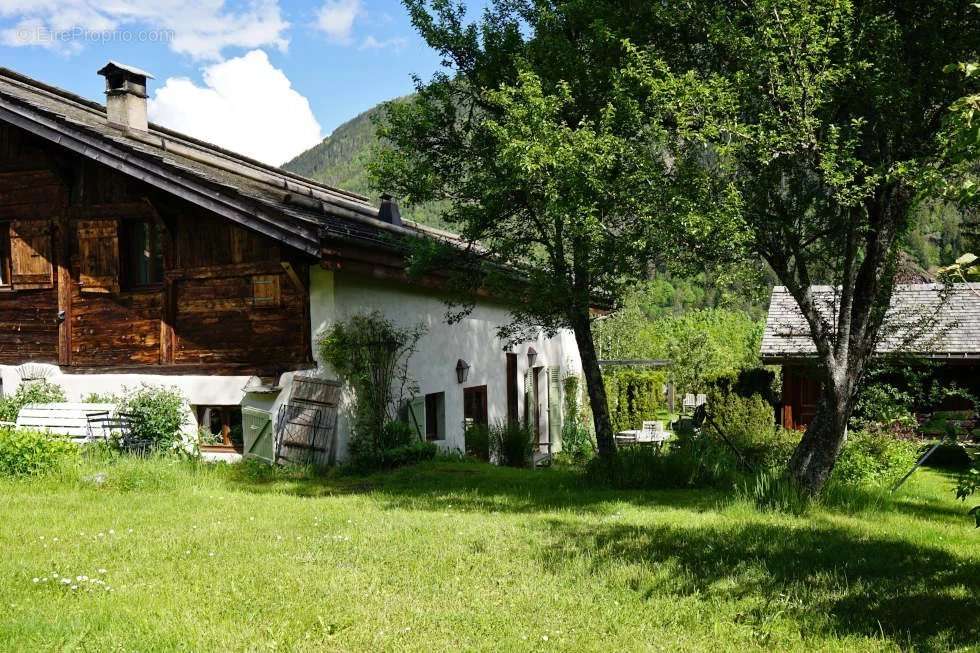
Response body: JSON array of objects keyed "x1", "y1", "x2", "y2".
[
  {"x1": 922, "y1": 440, "x2": 973, "y2": 470},
  {"x1": 830, "y1": 430, "x2": 919, "y2": 489},
  {"x1": 116, "y1": 384, "x2": 188, "y2": 452},
  {"x1": 704, "y1": 387, "x2": 794, "y2": 471},
  {"x1": 379, "y1": 420, "x2": 415, "y2": 450},
  {"x1": 0, "y1": 427, "x2": 77, "y2": 477},
  {"x1": 559, "y1": 421, "x2": 595, "y2": 464},
  {"x1": 586, "y1": 434, "x2": 746, "y2": 490},
  {"x1": 491, "y1": 421, "x2": 533, "y2": 468},
  {"x1": 464, "y1": 423, "x2": 491, "y2": 461},
  {"x1": 379, "y1": 441, "x2": 438, "y2": 469},
  {"x1": 0, "y1": 380, "x2": 66, "y2": 423}
]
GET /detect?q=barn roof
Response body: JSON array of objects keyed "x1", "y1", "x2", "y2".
[
  {"x1": 761, "y1": 284, "x2": 980, "y2": 363},
  {"x1": 0, "y1": 66, "x2": 456, "y2": 258}
]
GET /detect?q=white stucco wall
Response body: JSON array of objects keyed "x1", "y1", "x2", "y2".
[
  {"x1": 0, "y1": 364, "x2": 252, "y2": 437},
  {"x1": 309, "y1": 268, "x2": 583, "y2": 459}
]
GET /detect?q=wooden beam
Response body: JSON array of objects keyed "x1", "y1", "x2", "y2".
[
  {"x1": 280, "y1": 261, "x2": 306, "y2": 294},
  {"x1": 56, "y1": 194, "x2": 72, "y2": 366}
]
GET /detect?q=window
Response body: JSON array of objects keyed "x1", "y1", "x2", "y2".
[
  {"x1": 120, "y1": 220, "x2": 164, "y2": 289},
  {"x1": 424, "y1": 392, "x2": 445, "y2": 441},
  {"x1": 0, "y1": 222, "x2": 9, "y2": 288},
  {"x1": 195, "y1": 406, "x2": 244, "y2": 451},
  {"x1": 463, "y1": 385, "x2": 488, "y2": 428}
]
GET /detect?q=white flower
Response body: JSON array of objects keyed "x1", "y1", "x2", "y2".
[
  {"x1": 61, "y1": 578, "x2": 71, "y2": 585},
  {"x1": 97, "y1": 569, "x2": 107, "y2": 574},
  {"x1": 32, "y1": 578, "x2": 39, "y2": 583},
  {"x1": 70, "y1": 585, "x2": 78, "y2": 591}
]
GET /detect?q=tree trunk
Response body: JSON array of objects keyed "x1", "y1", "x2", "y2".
[
  {"x1": 787, "y1": 386, "x2": 851, "y2": 496},
  {"x1": 569, "y1": 311, "x2": 617, "y2": 459}
]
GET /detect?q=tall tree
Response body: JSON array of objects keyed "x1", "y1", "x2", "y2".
[
  {"x1": 670, "y1": 0, "x2": 980, "y2": 493},
  {"x1": 371, "y1": 1, "x2": 740, "y2": 457}
]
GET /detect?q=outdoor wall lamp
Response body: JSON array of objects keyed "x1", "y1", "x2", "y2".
[
  {"x1": 527, "y1": 347, "x2": 537, "y2": 367},
  {"x1": 456, "y1": 359, "x2": 471, "y2": 384}
]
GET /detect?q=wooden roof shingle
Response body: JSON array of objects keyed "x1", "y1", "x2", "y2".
[{"x1": 761, "y1": 284, "x2": 980, "y2": 363}]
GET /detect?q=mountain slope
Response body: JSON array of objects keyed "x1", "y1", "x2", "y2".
[
  {"x1": 282, "y1": 105, "x2": 381, "y2": 200},
  {"x1": 283, "y1": 99, "x2": 449, "y2": 228}
]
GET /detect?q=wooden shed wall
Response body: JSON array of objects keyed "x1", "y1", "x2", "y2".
[{"x1": 0, "y1": 123, "x2": 312, "y2": 376}]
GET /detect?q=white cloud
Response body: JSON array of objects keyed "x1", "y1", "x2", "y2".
[
  {"x1": 358, "y1": 35, "x2": 406, "y2": 51},
  {"x1": 148, "y1": 50, "x2": 322, "y2": 166},
  {"x1": 0, "y1": 0, "x2": 288, "y2": 60},
  {"x1": 315, "y1": 0, "x2": 360, "y2": 44}
]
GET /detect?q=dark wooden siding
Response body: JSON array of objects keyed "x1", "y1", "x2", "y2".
[
  {"x1": 0, "y1": 121, "x2": 312, "y2": 375},
  {"x1": 0, "y1": 126, "x2": 62, "y2": 364}
]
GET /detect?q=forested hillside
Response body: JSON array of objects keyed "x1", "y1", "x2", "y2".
[
  {"x1": 282, "y1": 105, "x2": 379, "y2": 199},
  {"x1": 282, "y1": 99, "x2": 449, "y2": 228}
]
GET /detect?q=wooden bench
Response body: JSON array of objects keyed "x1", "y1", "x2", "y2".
[{"x1": 15, "y1": 403, "x2": 117, "y2": 441}]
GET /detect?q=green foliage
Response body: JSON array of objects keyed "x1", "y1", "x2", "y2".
[
  {"x1": 706, "y1": 387, "x2": 796, "y2": 471},
  {"x1": 558, "y1": 374, "x2": 595, "y2": 463},
  {"x1": 490, "y1": 421, "x2": 534, "y2": 468},
  {"x1": 0, "y1": 380, "x2": 66, "y2": 423},
  {"x1": 586, "y1": 434, "x2": 745, "y2": 490},
  {"x1": 318, "y1": 311, "x2": 424, "y2": 464},
  {"x1": 116, "y1": 385, "x2": 188, "y2": 452},
  {"x1": 347, "y1": 420, "x2": 437, "y2": 472},
  {"x1": 830, "y1": 431, "x2": 920, "y2": 490},
  {"x1": 0, "y1": 427, "x2": 77, "y2": 477},
  {"x1": 596, "y1": 307, "x2": 764, "y2": 394},
  {"x1": 604, "y1": 369, "x2": 666, "y2": 433},
  {"x1": 922, "y1": 440, "x2": 973, "y2": 470},
  {"x1": 281, "y1": 98, "x2": 452, "y2": 229},
  {"x1": 955, "y1": 464, "x2": 979, "y2": 526},
  {"x1": 464, "y1": 423, "x2": 491, "y2": 461},
  {"x1": 750, "y1": 470, "x2": 813, "y2": 515}
]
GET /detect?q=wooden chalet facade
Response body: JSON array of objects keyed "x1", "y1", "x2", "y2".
[
  {"x1": 0, "y1": 126, "x2": 312, "y2": 375},
  {"x1": 761, "y1": 284, "x2": 980, "y2": 430}
]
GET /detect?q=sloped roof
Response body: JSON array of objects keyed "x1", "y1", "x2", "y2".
[
  {"x1": 0, "y1": 66, "x2": 451, "y2": 257},
  {"x1": 761, "y1": 284, "x2": 980, "y2": 362}
]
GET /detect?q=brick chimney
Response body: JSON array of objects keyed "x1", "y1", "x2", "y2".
[{"x1": 97, "y1": 61, "x2": 153, "y2": 131}]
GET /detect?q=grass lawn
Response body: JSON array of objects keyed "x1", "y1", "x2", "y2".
[{"x1": 0, "y1": 458, "x2": 977, "y2": 652}]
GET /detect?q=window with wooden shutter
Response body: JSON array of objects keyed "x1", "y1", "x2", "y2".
[
  {"x1": 9, "y1": 220, "x2": 53, "y2": 290},
  {"x1": 252, "y1": 274, "x2": 280, "y2": 308},
  {"x1": 76, "y1": 219, "x2": 120, "y2": 294}
]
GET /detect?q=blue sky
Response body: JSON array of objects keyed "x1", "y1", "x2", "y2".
[{"x1": 0, "y1": 0, "x2": 476, "y2": 165}]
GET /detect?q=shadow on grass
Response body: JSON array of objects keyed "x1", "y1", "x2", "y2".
[
  {"x1": 536, "y1": 518, "x2": 980, "y2": 651},
  {"x1": 224, "y1": 460, "x2": 728, "y2": 515}
]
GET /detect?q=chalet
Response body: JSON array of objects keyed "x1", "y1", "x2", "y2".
[
  {"x1": 761, "y1": 284, "x2": 980, "y2": 429},
  {"x1": 0, "y1": 62, "x2": 581, "y2": 460}
]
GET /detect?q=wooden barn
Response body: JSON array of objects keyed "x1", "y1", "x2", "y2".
[
  {"x1": 0, "y1": 62, "x2": 584, "y2": 460},
  {"x1": 761, "y1": 284, "x2": 980, "y2": 430}
]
